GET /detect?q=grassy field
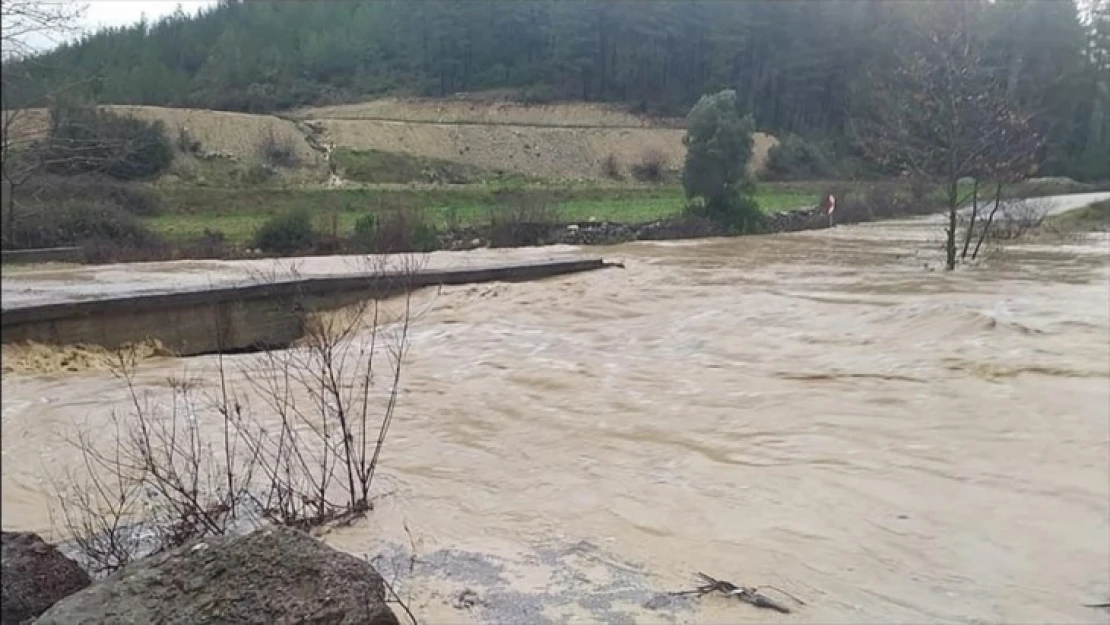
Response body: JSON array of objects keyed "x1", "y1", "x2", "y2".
[
  {"x1": 136, "y1": 176, "x2": 1105, "y2": 246},
  {"x1": 146, "y1": 185, "x2": 819, "y2": 244}
]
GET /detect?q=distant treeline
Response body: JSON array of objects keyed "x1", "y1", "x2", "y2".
[{"x1": 3, "y1": 0, "x2": 1107, "y2": 180}]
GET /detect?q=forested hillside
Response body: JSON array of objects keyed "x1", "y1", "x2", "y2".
[{"x1": 3, "y1": 0, "x2": 1109, "y2": 180}]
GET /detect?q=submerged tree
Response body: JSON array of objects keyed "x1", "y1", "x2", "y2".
[
  {"x1": 854, "y1": 0, "x2": 1042, "y2": 270},
  {"x1": 682, "y1": 89, "x2": 760, "y2": 230}
]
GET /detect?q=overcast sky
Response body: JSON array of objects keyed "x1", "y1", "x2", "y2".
[
  {"x1": 9, "y1": 1, "x2": 218, "y2": 54},
  {"x1": 79, "y1": 1, "x2": 216, "y2": 33}
]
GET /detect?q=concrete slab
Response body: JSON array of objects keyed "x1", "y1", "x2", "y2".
[
  {"x1": 1, "y1": 246, "x2": 595, "y2": 310},
  {"x1": 1, "y1": 250, "x2": 612, "y2": 355}
]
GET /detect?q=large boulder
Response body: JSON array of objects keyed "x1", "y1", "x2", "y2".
[
  {"x1": 1, "y1": 531, "x2": 92, "y2": 624},
  {"x1": 36, "y1": 526, "x2": 400, "y2": 625}
]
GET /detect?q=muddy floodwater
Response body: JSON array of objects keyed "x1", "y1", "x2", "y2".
[{"x1": 3, "y1": 205, "x2": 1109, "y2": 623}]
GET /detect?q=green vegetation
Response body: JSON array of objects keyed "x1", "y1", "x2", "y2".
[
  {"x1": 252, "y1": 208, "x2": 316, "y2": 253},
  {"x1": 7, "y1": 1, "x2": 1107, "y2": 182},
  {"x1": 682, "y1": 90, "x2": 761, "y2": 230},
  {"x1": 143, "y1": 185, "x2": 816, "y2": 245},
  {"x1": 351, "y1": 213, "x2": 377, "y2": 251},
  {"x1": 764, "y1": 134, "x2": 837, "y2": 181}
]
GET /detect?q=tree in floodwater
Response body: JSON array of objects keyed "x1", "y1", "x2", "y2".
[
  {"x1": 854, "y1": 0, "x2": 1042, "y2": 270},
  {"x1": 682, "y1": 89, "x2": 760, "y2": 231}
]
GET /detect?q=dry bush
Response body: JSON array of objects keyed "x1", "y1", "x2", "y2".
[
  {"x1": 178, "y1": 228, "x2": 230, "y2": 260},
  {"x1": 51, "y1": 262, "x2": 417, "y2": 574},
  {"x1": 957, "y1": 193, "x2": 1052, "y2": 261},
  {"x1": 631, "y1": 148, "x2": 667, "y2": 182},
  {"x1": 51, "y1": 357, "x2": 251, "y2": 574},
  {"x1": 830, "y1": 182, "x2": 929, "y2": 225},
  {"x1": 487, "y1": 203, "x2": 562, "y2": 248},
  {"x1": 600, "y1": 153, "x2": 623, "y2": 180},
  {"x1": 256, "y1": 125, "x2": 301, "y2": 168},
  {"x1": 982, "y1": 198, "x2": 1050, "y2": 241},
  {"x1": 175, "y1": 125, "x2": 202, "y2": 155},
  {"x1": 3, "y1": 198, "x2": 168, "y2": 258},
  {"x1": 357, "y1": 209, "x2": 439, "y2": 254}
]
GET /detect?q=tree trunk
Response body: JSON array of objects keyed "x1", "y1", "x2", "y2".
[
  {"x1": 945, "y1": 179, "x2": 959, "y2": 270},
  {"x1": 960, "y1": 179, "x2": 979, "y2": 259},
  {"x1": 4, "y1": 184, "x2": 16, "y2": 247},
  {"x1": 972, "y1": 182, "x2": 1004, "y2": 260}
]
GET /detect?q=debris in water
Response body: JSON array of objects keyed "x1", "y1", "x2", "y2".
[
  {"x1": 453, "y1": 588, "x2": 484, "y2": 610},
  {"x1": 670, "y1": 572, "x2": 804, "y2": 614}
]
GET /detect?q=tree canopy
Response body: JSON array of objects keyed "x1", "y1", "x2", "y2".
[
  {"x1": 3, "y1": 0, "x2": 1106, "y2": 181},
  {"x1": 682, "y1": 90, "x2": 754, "y2": 212}
]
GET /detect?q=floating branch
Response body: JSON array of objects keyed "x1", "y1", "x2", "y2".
[{"x1": 670, "y1": 572, "x2": 805, "y2": 614}]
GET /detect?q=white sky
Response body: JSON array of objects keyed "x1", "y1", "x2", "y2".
[
  {"x1": 78, "y1": 0, "x2": 216, "y2": 33},
  {"x1": 7, "y1": 0, "x2": 218, "y2": 54}
]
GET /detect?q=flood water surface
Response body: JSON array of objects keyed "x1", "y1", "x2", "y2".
[{"x1": 3, "y1": 213, "x2": 1109, "y2": 623}]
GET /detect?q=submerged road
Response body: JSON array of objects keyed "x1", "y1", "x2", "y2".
[{"x1": 0, "y1": 246, "x2": 598, "y2": 310}]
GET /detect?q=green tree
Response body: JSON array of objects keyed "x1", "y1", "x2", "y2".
[{"x1": 681, "y1": 89, "x2": 759, "y2": 229}]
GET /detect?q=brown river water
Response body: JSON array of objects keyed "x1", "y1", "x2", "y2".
[{"x1": 2, "y1": 208, "x2": 1109, "y2": 623}]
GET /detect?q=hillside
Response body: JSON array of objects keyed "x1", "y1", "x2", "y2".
[
  {"x1": 299, "y1": 97, "x2": 776, "y2": 181},
  {"x1": 4, "y1": 98, "x2": 777, "y2": 182},
  {"x1": 295, "y1": 96, "x2": 684, "y2": 128},
  {"x1": 6, "y1": 0, "x2": 1105, "y2": 181}
]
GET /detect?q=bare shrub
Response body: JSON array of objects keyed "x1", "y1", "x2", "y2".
[
  {"x1": 600, "y1": 154, "x2": 623, "y2": 180},
  {"x1": 4, "y1": 199, "x2": 166, "y2": 254},
  {"x1": 487, "y1": 203, "x2": 562, "y2": 248},
  {"x1": 829, "y1": 182, "x2": 930, "y2": 226},
  {"x1": 631, "y1": 148, "x2": 667, "y2": 183},
  {"x1": 983, "y1": 198, "x2": 1050, "y2": 241},
  {"x1": 78, "y1": 235, "x2": 172, "y2": 264},
  {"x1": 957, "y1": 193, "x2": 1052, "y2": 261},
  {"x1": 315, "y1": 210, "x2": 343, "y2": 254},
  {"x1": 175, "y1": 125, "x2": 202, "y2": 155},
  {"x1": 357, "y1": 209, "x2": 438, "y2": 254},
  {"x1": 179, "y1": 228, "x2": 229, "y2": 259},
  {"x1": 51, "y1": 355, "x2": 252, "y2": 574},
  {"x1": 256, "y1": 126, "x2": 301, "y2": 168},
  {"x1": 52, "y1": 263, "x2": 417, "y2": 574},
  {"x1": 41, "y1": 105, "x2": 173, "y2": 181}
]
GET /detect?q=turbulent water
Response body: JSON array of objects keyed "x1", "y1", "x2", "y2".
[{"x1": 2, "y1": 205, "x2": 1109, "y2": 623}]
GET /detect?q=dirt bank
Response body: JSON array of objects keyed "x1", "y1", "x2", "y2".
[
  {"x1": 4, "y1": 106, "x2": 321, "y2": 166},
  {"x1": 296, "y1": 96, "x2": 684, "y2": 128}
]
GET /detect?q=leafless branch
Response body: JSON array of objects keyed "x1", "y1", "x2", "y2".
[{"x1": 1, "y1": 0, "x2": 87, "y2": 61}]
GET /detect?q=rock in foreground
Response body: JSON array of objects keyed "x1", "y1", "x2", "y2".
[
  {"x1": 1, "y1": 531, "x2": 92, "y2": 625},
  {"x1": 36, "y1": 526, "x2": 400, "y2": 625}
]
